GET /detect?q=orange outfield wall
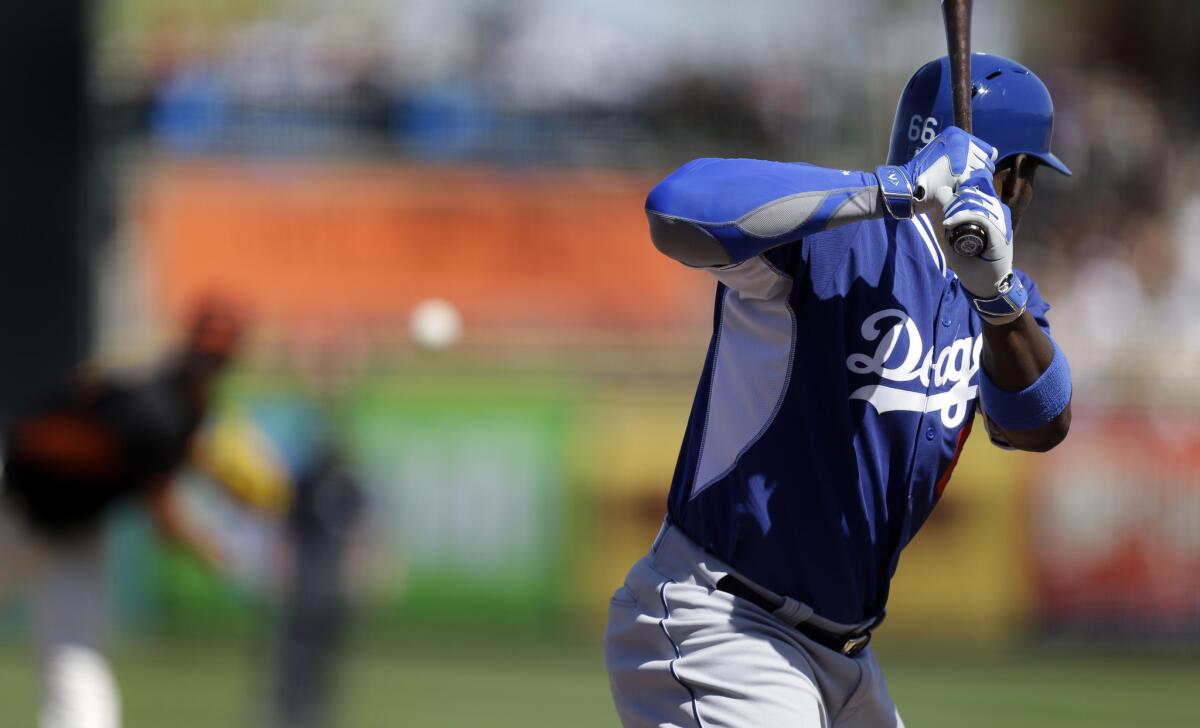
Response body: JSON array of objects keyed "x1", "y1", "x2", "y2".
[{"x1": 134, "y1": 159, "x2": 713, "y2": 332}]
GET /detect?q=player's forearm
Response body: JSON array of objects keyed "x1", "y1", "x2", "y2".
[
  {"x1": 645, "y1": 158, "x2": 887, "y2": 267},
  {"x1": 979, "y1": 313, "x2": 1072, "y2": 451},
  {"x1": 981, "y1": 312, "x2": 1052, "y2": 387}
]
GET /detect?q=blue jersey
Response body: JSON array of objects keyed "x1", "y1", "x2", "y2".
[{"x1": 648, "y1": 159, "x2": 1051, "y2": 625}]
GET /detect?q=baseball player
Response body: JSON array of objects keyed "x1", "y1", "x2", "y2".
[
  {"x1": 273, "y1": 441, "x2": 365, "y2": 728},
  {"x1": 605, "y1": 53, "x2": 1073, "y2": 727},
  {"x1": 0, "y1": 301, "x2": 244, "y2": 728}
]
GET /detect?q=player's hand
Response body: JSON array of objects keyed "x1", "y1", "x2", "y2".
[
  {"x1": 938, "y1": 172, "x2": 1027, "y2": 325},
  {"x1": 876, "y1": 127, "x2": 996, "y2": 219},
  {"x1": 906, "y1": 127, "x2": 996, "y2": 210}
]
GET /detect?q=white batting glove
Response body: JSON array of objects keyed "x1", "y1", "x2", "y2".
[
  {"x1": 876, "y1": 126, "x2": 996, "y2": 219},
  {"x1": 938, "y1": 173, "x2": 1028, "y2": 325}
]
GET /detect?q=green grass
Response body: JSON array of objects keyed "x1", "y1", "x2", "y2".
[
  {"x1": 877, "y1": 646, "x2": 1200, "y2": 728},
  {"x1": 0, "y1": 639, "x2": 617, "y2": 728},
  {"x1": 1, "y1": 639, "x2": 1197, "y2": 727}
]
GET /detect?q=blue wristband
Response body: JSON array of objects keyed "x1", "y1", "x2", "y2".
[
  {"x1": 875, "y1": 165, "x2": 914, "y2": 220},
  {"x1": 971, "y1": 272, "x2": 1029, "y2": 324},
  {"x1": 980, "y1": 336, "x2": 1072, "y2": 431}
]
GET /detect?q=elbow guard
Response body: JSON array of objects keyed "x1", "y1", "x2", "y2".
[{"x1": 646, "y1": 211, "x2": 731, "y2": 267}]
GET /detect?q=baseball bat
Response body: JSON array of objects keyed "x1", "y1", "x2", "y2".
[{"x1": 941, "y1": 0, "x2": 988, "y2": 258}]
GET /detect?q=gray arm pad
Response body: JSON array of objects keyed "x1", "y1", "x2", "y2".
[{"x1": 647, "y1": 185, "x2": 883, "y2": 268}]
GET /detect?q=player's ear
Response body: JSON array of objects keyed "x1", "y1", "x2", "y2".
[
  {"x1": 1003, "y1": 155, "x2": 1035, "y2": 206},
  {"x1": 1017, "y1": 154, "x2": 1038, "y2": 194},
  {"x1": 996, "y1": 154, "x2": 1021, "y2": 203}
]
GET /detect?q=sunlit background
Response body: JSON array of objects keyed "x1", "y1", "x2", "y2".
[{"x1": 2, "y1": 1, "x2": 1199, "y2": 726}]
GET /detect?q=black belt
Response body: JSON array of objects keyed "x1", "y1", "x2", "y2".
[{"x1": 715, "y1": 575, "x2": 882, "y2": 658}]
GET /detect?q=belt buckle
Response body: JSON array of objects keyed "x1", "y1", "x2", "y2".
[{"x1": 840, "y1": 633, "x2": 870, "y2": 657}]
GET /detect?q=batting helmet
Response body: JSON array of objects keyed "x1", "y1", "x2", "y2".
[{"x1": 886, "y1": 53, "x2": 1071, "y2": 176}]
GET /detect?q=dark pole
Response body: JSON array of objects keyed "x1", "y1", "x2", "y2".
[{"x1": 0, "y1": 2, "x2": 92, "y2": 418}]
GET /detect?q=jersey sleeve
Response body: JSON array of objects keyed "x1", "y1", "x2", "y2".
[
  {"x1": 645, "y1": 158, "x2": 883, "y2": 269},
  {"x1": 698, "y1": 245, "x2": 803, "y2": 302}
]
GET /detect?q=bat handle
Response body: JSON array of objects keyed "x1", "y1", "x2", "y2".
[{"x1": 949, "y1": 222, "x2": 987, "y2": 257}]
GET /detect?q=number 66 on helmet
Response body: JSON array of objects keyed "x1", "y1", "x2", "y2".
[{"x1": 886, "y1": 53, "x2": 1071, "y2": 179}]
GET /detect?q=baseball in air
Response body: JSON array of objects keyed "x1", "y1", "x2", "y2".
[{"x1": 409, "y1": 298, "x2": 463, "y2": 350}]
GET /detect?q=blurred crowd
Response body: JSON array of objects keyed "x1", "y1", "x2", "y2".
[
  {"x1": 97, "y1": 0, "x2": 981, "y2": 165},
  {"x1": 88, "y1": 0, "x2": 1200, "y2": 406},
  {"x1": 1033, "y1": 63, "x2": 1200, "y2": 403}
]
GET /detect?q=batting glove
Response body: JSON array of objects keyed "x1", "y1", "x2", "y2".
[
  {"x1": 939, "y1": 172, "x2": 1027, "y2": 325},
  {"x1": 875, "y1": 126, "x2": 997, "y2": 220}
]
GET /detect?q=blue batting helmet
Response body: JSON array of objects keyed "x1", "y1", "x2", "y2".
[{"x1": 887, "y1": 53, "x2": 1071, "y2": 176}]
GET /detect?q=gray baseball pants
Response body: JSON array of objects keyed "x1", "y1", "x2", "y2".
[
  {"x1": 1, "y1": 500, "x2": 120, "y2": 728},
  {"x1": 604, "y1": 521, "x2": 904, "y2": 727}
]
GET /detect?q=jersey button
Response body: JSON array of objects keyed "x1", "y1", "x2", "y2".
[
  {"x1": 925, "y1": 427, "x2": 936, "y2": 441},
  {"x1": 941, "y1": 316, "x2": 952, "y2": 327}
]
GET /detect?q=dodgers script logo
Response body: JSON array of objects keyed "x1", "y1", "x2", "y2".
[{"x1": 846, "y1": 309, "x2": 981, "y2": 428}]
